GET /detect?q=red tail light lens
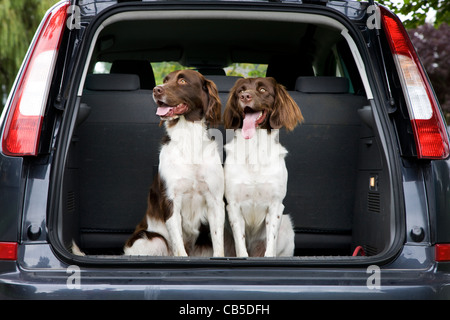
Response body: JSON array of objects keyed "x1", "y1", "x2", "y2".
[
  {"x1": 435, "y1": 244, "x2": 450, "y2": 262},
  {"x1": 1, "y1": 2, "x2": 69, "y2": 156},
  {"x1": 380, "y1": 6, "x2": 450, "y2": 159},
  {"x1": 0, "y1": 242, "x2": 18, "y2": 261}
]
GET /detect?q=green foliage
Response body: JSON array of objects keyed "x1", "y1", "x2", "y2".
[
  {"x1": 225, "y1": 63, "x2": 267, "y2": 78},
  {"x1": 152, "y1": 62, "x2": 190, "y2": 85},
  {"x1": 151, "y1": 62, "x2": 267, "y2": 85},
  {"x1": 0, "y1": 0, "x2": 58, "y2": 109},
  {"x1": 377, "y1": 0, "x2": 450, "y2": 29}
]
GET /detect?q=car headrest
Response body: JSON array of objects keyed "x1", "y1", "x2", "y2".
[
  {"x1": 85, "y1": 74, "x2": 140, "y2": 91},
  {"x1": 110, "y1": 60, "x2": 156, "y2": 90},
  {"x1": 205, "y1": 75, "x2": 243, "y2": 92}
]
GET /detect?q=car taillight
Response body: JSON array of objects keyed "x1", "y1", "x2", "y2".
[
  {"x1": 380, "y1": 6, "x2": 450, "y2": 160},
  {"x1": 1, "y1": 2, "x2": 69, "y2": 156},
  {"x1": 0, "y1": 242, "x2": 18, "y2": 261},
  {"x1": 435, "y1": 244, "x2": 450, "y2": 262}
]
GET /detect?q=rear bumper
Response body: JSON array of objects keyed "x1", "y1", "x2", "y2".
[{"x1": 1, "y1": 244, "x2": 450, "y2": 300}]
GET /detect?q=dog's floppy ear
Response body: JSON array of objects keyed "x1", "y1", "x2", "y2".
[
  {"x1": 223, "y1": 80, "x2": 244, "y2": 129},
  {"x1": 203, "y1": 78, "x2": 222, "y2": 126},
  {"x1": 269, "y1": 79, "x2": 304, "y2": 131}
]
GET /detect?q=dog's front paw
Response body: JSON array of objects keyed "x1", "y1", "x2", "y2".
[
  {"x1": 264, "y1": 246, "x2": 276, "y2": 257},
  {"x1": 173, "y1": 248, "x2": 188, "y2": 257},
  {"x1": 236, "y1": 248, "x2": 249, "y2": 258},
  {"x1": 264, "y1": 251, "x2": 275, "y2": 257},
  {"x1": 213, "y1": 249, "x2": 225, "y2": 257}
]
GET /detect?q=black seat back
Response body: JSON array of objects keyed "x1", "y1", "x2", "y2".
[
  {"x1": 74, "y1": 73, "x2": 162, "y2": 253},
  {"x1": 282, "y1": 76, "x2": 368, "y2": 254}
]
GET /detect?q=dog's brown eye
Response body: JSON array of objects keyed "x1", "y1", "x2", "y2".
[
  {"x1": 259, "y1": 87, "x2": 266, "y2": 93},
  {"x1": 178, "y1": 78, "x2": 187, "y2": 85}
]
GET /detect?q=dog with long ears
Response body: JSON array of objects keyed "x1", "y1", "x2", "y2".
[
  {"x1": 223, "y1": 77, "x2": 303, "y2": 257},
  {"x1": 124, "y1": 70, "x2": 225, "y2": 257}
]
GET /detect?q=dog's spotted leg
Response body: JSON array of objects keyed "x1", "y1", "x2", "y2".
[
  {"x1": 227, "y1": 203, "x2": 249, "y2": 257},
  {"x1": 206, "y1": 199, "x2": 225, "y2": 257},
  {"x1": 166, "y1": 199, "x2": 188, "y2": 257},
  {"x1": 264, "y1": 203, "x2": 284, "y2": 257}
]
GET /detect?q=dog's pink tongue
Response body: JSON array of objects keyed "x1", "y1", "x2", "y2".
[
  {"x1": 156, "y1": 104, "x2": 188, "y2": 117},
  {"x1": 156, "y1": 106, "x2": 173, "y2": 116},
  {"x1": 242, "y1": 112, "x2": 260, "y2": 139}
]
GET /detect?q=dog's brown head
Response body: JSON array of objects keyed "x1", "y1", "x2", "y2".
[
  {"x1": 224, "y1": 77, "x2": 304, "y2": 139},
  {"x1": 153, "y1": 69, "x2": 221, "y2": 126}
]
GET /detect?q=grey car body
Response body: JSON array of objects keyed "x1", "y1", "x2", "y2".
[{"x1": 1, "y1": 0, "x2": 450, "y2": 300}]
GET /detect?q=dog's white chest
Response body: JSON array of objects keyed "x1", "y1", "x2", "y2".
[
  {"x1": 224, "y1": 129, "x2": 293, "y2": 257},
  {"x1": 224, "y1": 129, "x2": 288, "y2": 204},
  {"x1": 160, "y1": 118, "x2": 224, "y2": 224},
  {"x1": 161, "y1": 118, "x2": 221, "y2": 172}
]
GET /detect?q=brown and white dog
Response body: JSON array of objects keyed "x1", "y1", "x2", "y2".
[
  {"x1": 223, "y1": 77, "x2": 303, "y2": 257},
  {"x1": 124, "y1": 70, "x2": 225, "y2": 257}
]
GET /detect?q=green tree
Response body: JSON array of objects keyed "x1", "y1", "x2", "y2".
[
  {"x1": 0, "y1": 0, "x2": 57, "y2": 109},
  {"x1": 225, "y1": 63, "x2": 267, "y2": 78},
  {"x1": 377, "y1": 0, "x2": 449, "y2": 29},
  {"x1": 152, "y1": 62, "x2": 187, "y2": 85}
]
